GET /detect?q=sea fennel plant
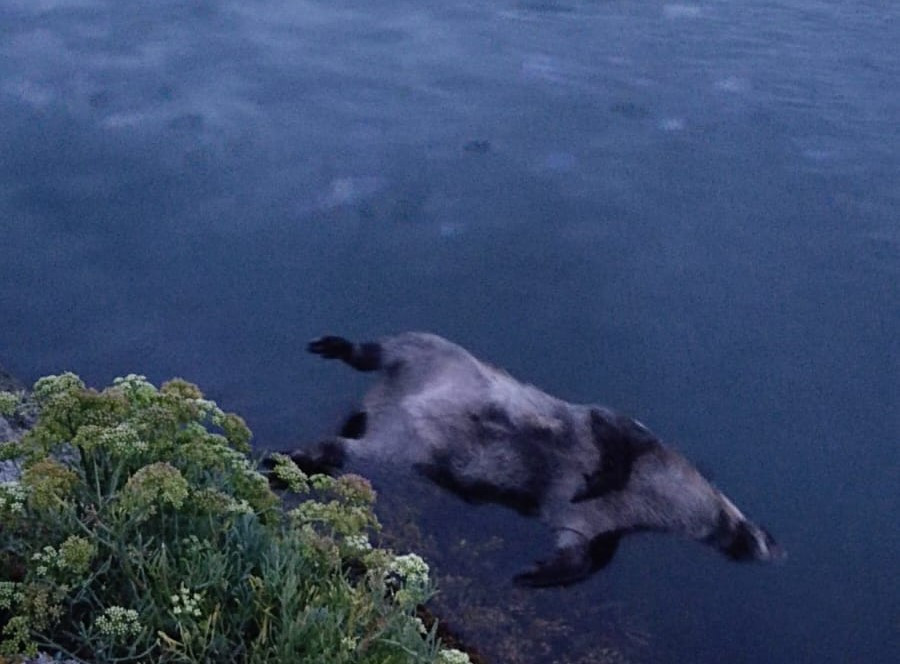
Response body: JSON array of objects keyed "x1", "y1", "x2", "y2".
[{"x1": 0, "y1": 374, "x2": 452, "y2": 663}]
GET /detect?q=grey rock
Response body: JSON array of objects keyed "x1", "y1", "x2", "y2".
[
  {"x1": 1, "y1": 370, "x2": 78, "y2": 664},
  {"x1": 0, "y1": 363, "x2": 30, "y2": 482},
  {"x1": 0, "y1": 458, "x2": 22, "y2": 483}
]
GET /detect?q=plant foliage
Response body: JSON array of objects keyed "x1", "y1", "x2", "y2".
[{"x1": 0, "y1": 375, "x2": 464, "y2": 663}]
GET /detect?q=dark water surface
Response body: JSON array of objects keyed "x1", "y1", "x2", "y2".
[{"x1": 1, "y1": 1, "x2": 897, "y2": 662}]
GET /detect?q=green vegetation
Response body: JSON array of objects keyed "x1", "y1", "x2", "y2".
[{"x1": 0, "y1": 374, "x2": 469, "y2": 663}]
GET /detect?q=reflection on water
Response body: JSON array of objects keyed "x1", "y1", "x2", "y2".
[{"x1": 0, "y1": 1, "x2": 897, "y2": 662}]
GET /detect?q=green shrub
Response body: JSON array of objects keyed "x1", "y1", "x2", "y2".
[{"x1": 0, "y1": 374, "x2": 457, "y2": 663}]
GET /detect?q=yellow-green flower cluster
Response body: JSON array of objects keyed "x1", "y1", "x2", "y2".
[
  {"x1": 389, "y1": 553, "x2": 430, "y2": 586},
  {"x1": 28, "y1": 536, "x2": 94, "y2": 580},
  {"x1": 111, "y1": 374, "x2": 158, "y2": 405},
  {"x1": 0, "y1": 480, "x2": 26, "y2": 516},
  {"x1": 437, "y1": 648, "x2": 471, "y2": 664},
  {"x1": 232, "y1": 497, "x2": 254, "y2": 514},
  {"x1": 121, "y1": 462, "x2": 189, "y2": 518},
  {"x1": 31, "y1": 545, "x2": 63, "y2": 577},
  {"x1": 94, "y1": 606, "x2": 142, "y2": 640},
  {"x1": 74, "y1": 422, "x2": 147, "y2": 456},
  {"x1": 219, "y1": 412, "x2": 252, "y2": 453},
  {"x1": 340, "y1": 635, "x2": 358, "y2": 653},
  {"x1": 0, "y1": 582, "x2": 23, "y2": 610},
  {"x1": 32, "y1": 373, "x2": 85, "y2": 406},
  {"x1": 388, "y1": 553, "x2": 431, "y2": 606},
  {"x1": 158, "y1": 378, "x2": 202, "y2": 400},
  {"x1": 290, "y1": 500, "x2": 339, "y2": 525},
  {"x1": 177, "y1": 433, "x2": 237, "y2": 472},
  {"x1": 192, "y1": 398, "x2": 223, "y2": 423},
  {"x1": 269, "y1": 453, "x2": 310, "y2": 493},
  {"x1": 190, "y1": 487, "x2": 252, "y2": 515},
  {"x1": 21, "y1": 458, "x2": 78, "y2": 510},
  {"x1": 343, "y1": 533, "x2": 372, "y2": 553},
  {"x1": 171, "y1": 585, "x2": 203, "y2": 619},
  {"x1": 0, "y1": 390, "x2": 19, "y2": 416},
  {"x1": 289, "y1": 499, "x2": 367, "y2": 537},
  {"x1": 287, "y1": 472, "x2": 378, "y2": 539},
  {"x1": 176, "y1": 393, "x2": 251, "y2": 453},
  {"x1": 21, "y1": 583, "x2": 65, "y2": 631},
  {"x1": 3, "y1": 370, "x2": 444, "y2": 662},
  {"x1": 232, "y1": 465, "x2": 279, "y2": 515},
  {"x1": 334, "y1": 473, "x2": 376, "y2": 507},
  {"x1": 191, "y1": 487, "x2": 229, "y2": 513},
  {"x1": 59, "y1": 535, "x2": 95, "y2": 577},
  {"x1": 0, "y1": 615, "x2": 36, "y2": 657}
]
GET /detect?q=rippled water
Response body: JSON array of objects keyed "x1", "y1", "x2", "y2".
[{"x1": 1, "y1": 1, "x2": 897, "y2": 662}]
